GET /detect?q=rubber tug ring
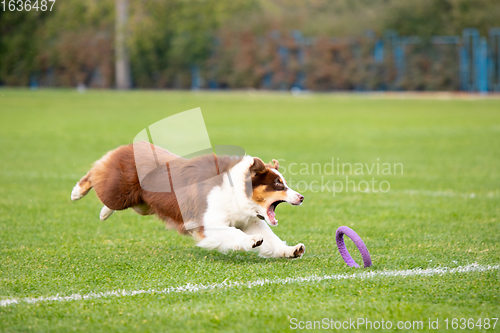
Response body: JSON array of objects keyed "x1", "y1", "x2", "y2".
[{"x1": 336, "y1": 226, "x2": 372, "y2": 268}]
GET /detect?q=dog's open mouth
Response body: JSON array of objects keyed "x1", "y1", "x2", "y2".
[{"x1": 267, "y1": 200, "x2": 285, "y2": 226}]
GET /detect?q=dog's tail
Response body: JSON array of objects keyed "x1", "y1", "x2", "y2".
[
  {"x1": 70, "y1": 172, "x2": 92, "y2": 201},
  {"x1": 71, "y1": 172, "x2": 116, "y2": 221}
]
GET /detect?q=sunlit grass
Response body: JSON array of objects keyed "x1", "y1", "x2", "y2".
[{"x1": 0, "y1": 89, "x2": 499, "y2": 332}]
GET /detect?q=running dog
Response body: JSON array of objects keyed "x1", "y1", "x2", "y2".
[{"x1": 71, "y1": 141, "x2": 305, "y2": 258}]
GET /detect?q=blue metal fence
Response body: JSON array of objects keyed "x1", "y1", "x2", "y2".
[
  {"x1": 194, "y1": 28, "x2": 500, "y2": 92},
  {"x1": 489, "y1": 28, "x2": 500, "y2": 91}
]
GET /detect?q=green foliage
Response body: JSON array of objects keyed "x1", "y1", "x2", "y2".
[
  {"x1": 385, "y1": 0, "x2": 500, "y2": 36},
  {"x1": 0, "y1": 10, "x2": 49, "y2": 85},
  {"x1": 127, "y1": 0, "x2": 258, "y2": 88},
  {"x1": 0, "y1": 0, "x2": 499, "y2": 88}
]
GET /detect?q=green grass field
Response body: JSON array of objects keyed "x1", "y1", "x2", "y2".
[{"x1": 1, "y1": 89, "x2": 499, "y2": 332}]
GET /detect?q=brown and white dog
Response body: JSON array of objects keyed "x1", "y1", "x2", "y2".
[{"x1": 71, "y1": 142, "x2": 305, "y2": 258}]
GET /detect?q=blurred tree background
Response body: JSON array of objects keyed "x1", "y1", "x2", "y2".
[{"x1": 1, "y1": 0, "x2": 499, "y2": 89}]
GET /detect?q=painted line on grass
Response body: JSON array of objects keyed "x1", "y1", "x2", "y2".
[
  {"x1": 302, "y1": 186, "x2": 499, "y2": 199},
  {"x1": 0, "y1": 171, "x2": 82, "y2": 181},
  {"x1": 398, "y1": 189, "x2": 481, "y2": 199},
  {"x1": 1, "y1": 263, "x2": 498, "y2": 307},
  {"x1": 386, "y1": 189, "x2": 500, "y2": 199}
]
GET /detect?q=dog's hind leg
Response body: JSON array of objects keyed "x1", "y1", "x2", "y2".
[
  {"x1": 99, "y1": 205, "x2": 115, "y2": 221},
  {"x1": 71, "y1": 172, "x2": 93, "y2": 201}
]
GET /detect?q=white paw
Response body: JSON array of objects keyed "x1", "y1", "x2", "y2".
[
  {"x1": 250, "y1": 234, "x2": 264, "y2": 249},
  {"x1": 71, "y1": 184, "x2": 82, "y2": 201},
  {"x1": 99, "y1": 206, "x2": 115, "y2": 221},
  {"x1": 287, "y1": 243, "x2": 305, "y2": 259}
]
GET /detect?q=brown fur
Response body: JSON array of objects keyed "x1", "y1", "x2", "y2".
[
  {"x1": 76, "y1": 173, "x2": 93, "y2": 197},
  {"x1": 77, "y1": 143, "x2": 244, "y2": 235},
  {"x1": 76, "y1": 143, "x2": 290, "y2": 238},
  {"x1": 72, "y1": 142, "x2": 308, "y2": 258},
  {"x1": 250, "y1": 158, "x2": 288, "y2": 209}
]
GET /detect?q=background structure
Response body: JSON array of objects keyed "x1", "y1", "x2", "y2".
[{"x1": 1, "y1": 0, "x2": 499, "y2": 92}]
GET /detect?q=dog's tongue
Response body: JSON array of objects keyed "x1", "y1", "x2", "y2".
[{"x1": 267, "y1": 205, "x2": 278, "y2": 226}]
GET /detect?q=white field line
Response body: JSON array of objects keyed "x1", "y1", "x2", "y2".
[
  {"x1": 1, "y1": 171, "x2": 82, "y2": 181},
  {"x1": 2, "y1": 170, "x2": 498, "y2": 199},
  {"x1": 397, "y1": 189, "x2": 480, "y2": 199},
  {"x1": 390, "y1": 189, "x2": 469, "y2": 198},
  {"x1": 369, "y1": 189, "x2": 482, "y2": 198},
  {"x1": 303, "y1": 186, "x2": 499, "y2": 198},
  {"x1": 1, "y1": 263, "x2": 498, "y2": 307},
  {"x1": 394, "y1": 189, "x2": 499, "y2": 199}
]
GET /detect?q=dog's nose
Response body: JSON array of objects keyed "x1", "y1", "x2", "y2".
[{"x1": 298, "y1": 195, "x2": 304, "y2": 203}]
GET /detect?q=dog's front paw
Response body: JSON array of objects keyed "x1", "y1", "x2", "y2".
[
  {"x1": 251, "y1": 234, "x2": 264, "y2": 248},
  {"x1": 287, "y1": 243, "x2": 305, "y2": 259}
]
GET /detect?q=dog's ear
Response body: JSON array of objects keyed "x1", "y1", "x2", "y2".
[
  {"x1": 250, "y1": 157, "x2": 266, "y2": 176},
  {"x1": 269, "y1": 159, "x2": 279, "y2": 170}
]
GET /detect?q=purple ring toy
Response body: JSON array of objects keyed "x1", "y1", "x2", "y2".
[{"x1": 336, "y1": 226, "x2": 372, "y2": 268}]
